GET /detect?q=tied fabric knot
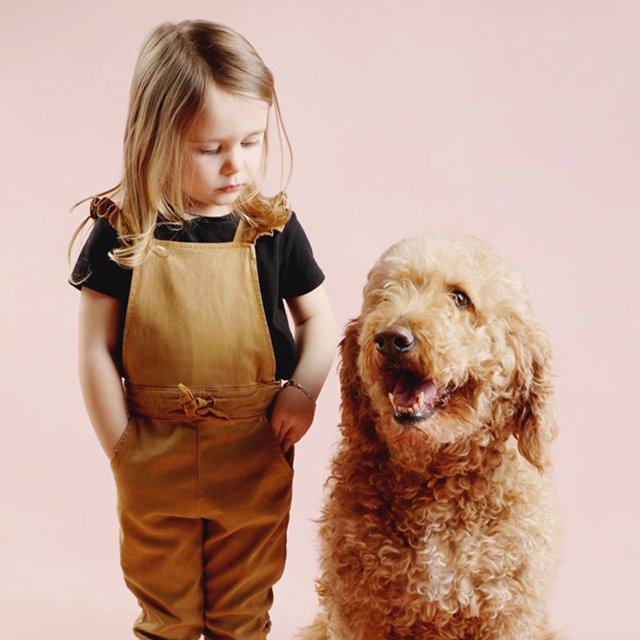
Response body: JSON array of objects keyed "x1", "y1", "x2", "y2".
[{"x1": 178, "y1": 383, "x2": 230, "y2": 421}]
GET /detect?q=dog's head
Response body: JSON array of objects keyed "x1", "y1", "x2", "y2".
[{"x1": 340, "y1": 233, "x2": 556, "y2": 474}]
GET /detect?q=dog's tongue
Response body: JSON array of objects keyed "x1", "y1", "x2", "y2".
[{"x1": 393, "y1": 372, "x2": 439, "y2": 408}]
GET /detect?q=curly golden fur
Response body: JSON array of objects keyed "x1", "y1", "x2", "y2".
[{"x1": 300, "y1": 234, "x2": 560, "y2": 640}]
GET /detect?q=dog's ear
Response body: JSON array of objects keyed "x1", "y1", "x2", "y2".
[
  {"x1": 506, "y1": 317, "x2": 557, "y2": 472},
  {"x1": 339, "y1": 319, "x2": 374, "y2": 437}
]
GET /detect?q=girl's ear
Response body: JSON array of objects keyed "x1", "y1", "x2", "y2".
[
  {"x1": 506, "y1": 317, "x2": 557, "y2": 472},
  {"x1": 338, "y1": 319, "x2": 374, "y2": 438}
]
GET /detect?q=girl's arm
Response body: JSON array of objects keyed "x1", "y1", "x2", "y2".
[
  {"x1": 270, "y1": 284, "x2": 337, "y2": 453},
  {"x1": 78, "y1": 287, "x2": 129, "y2": 459}
]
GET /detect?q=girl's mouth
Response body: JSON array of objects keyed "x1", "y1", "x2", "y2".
[{"x1": 217, "y1": 183, "x2": 244, "y2": 193}]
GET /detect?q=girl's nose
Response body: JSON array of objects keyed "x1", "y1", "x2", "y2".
[{"x1": 222, "y1": 147, "x2": 243, "y2": 176}]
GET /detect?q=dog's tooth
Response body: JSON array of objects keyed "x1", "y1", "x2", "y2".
[
  {"x1": 388, "y1": 392, "x2": 397, "y2": 411},
  {"x1": 419, "y1": 391, "x2": 424, "y2": 407}
]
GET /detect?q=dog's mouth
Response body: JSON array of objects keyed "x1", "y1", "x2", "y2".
[{"x1": 387, "y1": 369, "x2": 456, "y2": 424}]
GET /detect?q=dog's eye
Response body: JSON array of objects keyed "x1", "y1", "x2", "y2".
[{"x1": 450, "y1": 290, "x2": 471, "y2": 309}]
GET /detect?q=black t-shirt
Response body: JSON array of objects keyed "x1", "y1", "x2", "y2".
[{"x1": 71, "y1": 211, "x2": 325, "y2": 380}]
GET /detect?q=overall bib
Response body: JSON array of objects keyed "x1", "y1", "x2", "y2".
[{"x1": 110, "y1": 220, "x2": 293, "y2": 640}]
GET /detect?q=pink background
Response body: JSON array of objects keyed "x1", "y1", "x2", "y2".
[{"x1": 1, "y1": 1, "x2": 638, "y2": 638}]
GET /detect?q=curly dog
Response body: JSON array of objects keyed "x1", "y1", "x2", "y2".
[{"x1": 300, "y1": 234, "x2": 560, "y2": 640}]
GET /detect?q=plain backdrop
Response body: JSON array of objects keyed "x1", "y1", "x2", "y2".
[{"x1": 1, "y1": 1, "x2": 639, "y2": 639}]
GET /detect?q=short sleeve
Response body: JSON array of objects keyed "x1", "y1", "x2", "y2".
[
  {"x1": 69, "y1": 218, "x2": 132, "y2": 301},
  {"x1": 278, "y1": 212, "x2": 325, "y2": 299}
]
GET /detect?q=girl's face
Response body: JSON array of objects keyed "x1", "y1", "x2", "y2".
[{"x1": 181, "y1": 84, "x2": 269, "y2": 217}]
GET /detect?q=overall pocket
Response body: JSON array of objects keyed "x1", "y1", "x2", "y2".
[
  {"x1": 262, "y1": 414, "x2": 295, "y2": 477},
  {"x1": 110, "y1": 416, "x2": 134, "y2": 468}
]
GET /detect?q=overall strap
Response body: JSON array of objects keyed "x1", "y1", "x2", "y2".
[
  {"x1": 233, "y1": 217, "x2": 246, "y2": 244},
  {"x1": 233, "y1": 217, "x2": 258, "y2": 245},
  {"x1": 233, "y1": 211, "x2": 290, "y2": 245}
]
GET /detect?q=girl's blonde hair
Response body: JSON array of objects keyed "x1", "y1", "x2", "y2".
[{"x1": 70, "y1": 20, "x2": 292, "y2": 268}]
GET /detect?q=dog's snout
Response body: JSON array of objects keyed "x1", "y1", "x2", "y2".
[{"x1": 374, "y1": 325, "x2": 415, "y2": 356}]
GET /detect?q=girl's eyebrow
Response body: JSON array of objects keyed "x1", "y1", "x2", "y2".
[{"x1": 191, "y1": 129, "x2": 267, "y2": 143}]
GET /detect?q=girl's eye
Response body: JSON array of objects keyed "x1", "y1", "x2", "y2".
[
  {"x1": 450, "y1": 289, "x2": 471, "y2": 309},
  {"x1": 200, "y1": 147, "x2": 221, "y2": 155},
  {"x1": 242, "y1": 139, "x2": 261, "y2": 148}
]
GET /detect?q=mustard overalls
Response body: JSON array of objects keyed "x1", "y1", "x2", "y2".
[{"x1": 110, "y1": 219, "x2": 294, "y2": 640}]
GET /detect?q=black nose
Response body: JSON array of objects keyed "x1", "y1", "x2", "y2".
[{"x1": 374, "y1": 325, "x2": 415, "y2": 357}]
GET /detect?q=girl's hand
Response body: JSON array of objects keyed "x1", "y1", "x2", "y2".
[{"x1": 270, "y1": 384, "x2": 316, "y2": 454}]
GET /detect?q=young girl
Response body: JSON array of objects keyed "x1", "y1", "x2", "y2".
[{"x1": 70, "y1": 20, "x2": 336, "y2": 640}]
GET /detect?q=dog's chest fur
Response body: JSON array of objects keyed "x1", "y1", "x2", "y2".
[{"x1": 324, "y1": 441, "x2": 548, "y2": 628}]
